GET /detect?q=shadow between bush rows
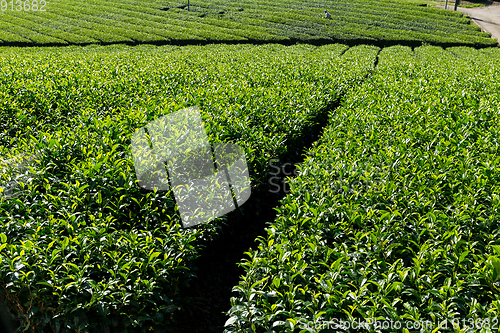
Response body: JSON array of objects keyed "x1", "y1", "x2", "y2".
[
  {"x1": 0, "y1": 37, "x2": 496, "y2": 50},
  {"x1": 173, "y1": 97, "x2": 342, "y2": 333},
  {"x1": 0, "y1": 99, "x2": 341, "y2": 333}
]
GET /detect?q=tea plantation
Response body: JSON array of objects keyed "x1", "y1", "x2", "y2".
[
  {"x1": 0, "y1": 0, "x2": 496, "y2": 47},
  {"x1": 1, "y1": 0, "x2": 500, "y2": 332}
]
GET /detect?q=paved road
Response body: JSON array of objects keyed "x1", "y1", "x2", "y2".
[{"x1": 436, "y1": 3, "x2": 500, "y2": 44}]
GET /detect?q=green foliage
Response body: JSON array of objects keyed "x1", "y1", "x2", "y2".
[
  {"x1": 0, "y1": 0, "x2": 495, "y2": 46},
  {"x1": 226, "y1": 45, "x2": 500, "y2": 332},
  {"x1": 0, "y1": 43, "x2": 378, "y2": 332}
]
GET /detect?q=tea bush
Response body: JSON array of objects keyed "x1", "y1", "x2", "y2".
[{"x1": 226, "y1": 45, "x2": 500, "y2": 332}]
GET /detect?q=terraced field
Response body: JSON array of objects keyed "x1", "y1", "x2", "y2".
[{"x1": 0, "y1": 0, "x2": 496, "y2": 46}]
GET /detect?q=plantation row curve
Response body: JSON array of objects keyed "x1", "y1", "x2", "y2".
[{"x1": 0, "y1": 0, "x2": 496, "y2": 47}]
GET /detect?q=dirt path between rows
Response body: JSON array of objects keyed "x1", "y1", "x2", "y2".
[{"x1": 436, "y1": 3, "x2": 500, "y2": 44}]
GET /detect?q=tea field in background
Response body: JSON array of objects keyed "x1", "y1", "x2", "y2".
[
  {"x1": 0, "y1": 0, "x2": 496, "y2": 46},
  {"x1": 0, "y1": 43, "x2": 378, "y2": 332},
  {"x1": 226, "y1": 45, "x2": 500, "y2": 332}
]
